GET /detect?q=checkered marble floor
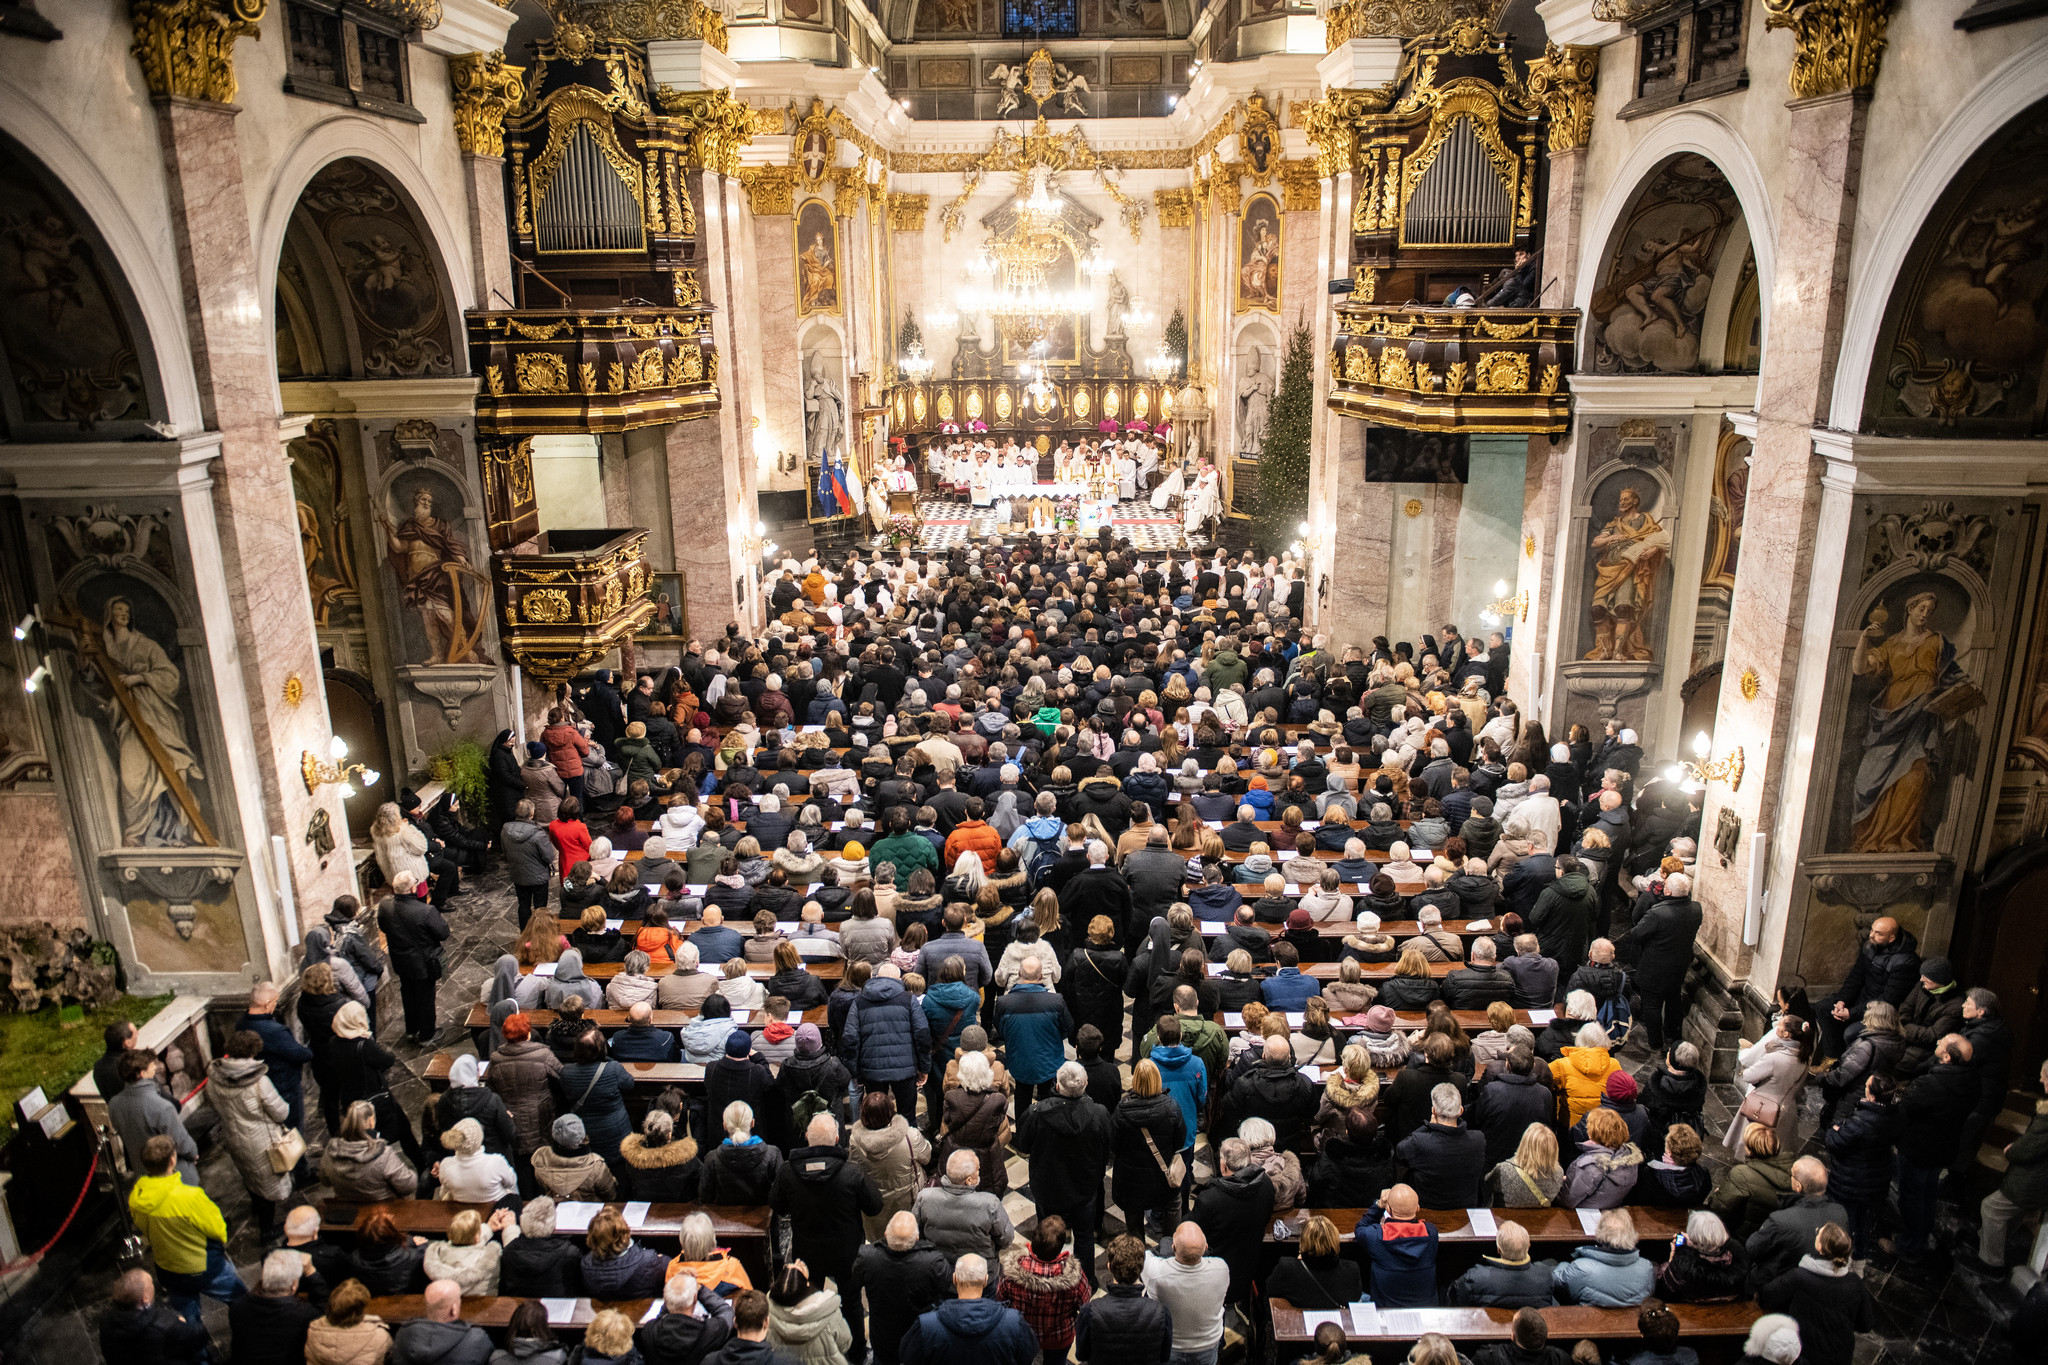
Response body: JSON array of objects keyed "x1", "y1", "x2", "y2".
[{"x1": 906, "y1": 494, "x2": 1189, "y2": 552}]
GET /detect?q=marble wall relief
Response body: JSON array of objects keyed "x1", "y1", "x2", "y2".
[
  {"x1": 1587, "y1": 154, "x2": 1741, "y2": 375},
  {"x1": 0, "y1": 133, "x2": 164, "y2": 439},
  {"x1": 1865, "y1": 97, "x2": 2048, "y2": 437},
  {"x1": 1236, "y1": 192, "x2": 1281, "y2": 314},
  {"x1": 795, "y1": 199, "x2": 840, "y2": 317},
  {"x1": 288, "y1": 158, "x2": 459, "y2": 379},
  {"x1": 1580, "y1": 471, "x2": 1673, "y2": 663}
]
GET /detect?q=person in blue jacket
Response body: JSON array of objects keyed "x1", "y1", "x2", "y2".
[
  {"x1": 899, "y1": 1252, "x2": 1039, "y2": 1365},
  {"x1": 843, "y1": 963, "x2": 932, "y2": 1125},
  {"x1": 1355, "y1": 1183, "x2": 1441, "y2": 1308},
  {"x1": 1259, "y1": 941, "x2": 1325, "y2": 1010},
  {"x1": 1146, "y1": 1016, "x2": 1209, "y2": 1186},
  {"x1": 990, "y1": 958, "x2": 1074, "y2": 1127}
]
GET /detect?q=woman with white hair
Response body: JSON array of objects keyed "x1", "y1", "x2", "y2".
[
  {"x1": 1655, "y1": 1208, "x2": 1746, "y2": 1302},
  {"x1": 940, "y1": 850, "x2": 986, "y2": 906},
  {"x1": 434, "y1": 1117, "x2": 520, "y2": 1204},
  {"x1": 586, "y1": 836, "x2": 620, "y2": 881},
  {"x1": 936, "y1": 1049, "x2": 1010, "y2": 1198},
  {"x1": 422, "y1": 1207, "x2": 509, "y2": 1295},
  {"x1": 1738, "y1": 1314, "x2": 1802, "y2": 1365}
]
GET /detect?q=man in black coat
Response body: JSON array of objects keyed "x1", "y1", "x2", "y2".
[
  {"x1": 379, "y1": 874, "x2": 450, "y2": 1043},
  {"x1": 1396, "y1": 1085, "x2": 1490, "y2": 1208},
  {"x1": 1894, "y1": 957, "x2": 1965, "y2": 1077},
  {"x1": 1500, "y1": 851, "x2": 1556, "y2": 922},
  {"x1": 1190, "y1": 1138, "x2": 1277, "y2": 1307},
  {"x1": 94, "y1": 1019, "x2": 139, "y2": 1102},
  {"x1": 1075, "y1": 1235, "x2": 1172, "y2": 1363},
  {"x1": 1218, "y1": 806, "x2": 1266, "y2": 852},
  {"x1": 1218, "y1": 1035, "x2": 1320, "y2": 1154},
  {"x1": 101, "y1": 1269, "x2": 209, "y2": 1365},
  {"x1": 1616, "y1": 874, "x2": 1703, "y2": 1052},
  {"x1": 770, "y1": 1115, "x2": 884, "y2": 1361},
  {"x1": 1949, "y1": 989, "x2": 2015, "y2": 1196},
  {"x1": 1468, "y1": 1046, "x2": 1555, "y2": 1169},
  {"x1": 1447, "y1": 1222, "x2": 1557, "y2": 1307},
  {"x1": 1443, "y1": 938, "x2": 1517, "y2": 1009},
  {"x1": 636, "y1": 1271, "x2": 736, "y2": 1365},
  {"x1": 850, "y1": 1212, "x2": 956, "y2": 1365},
  {"x1": 1014, "y1": 1062, "x2": 1114, "y2": 1282},
  {"x1": 1817, "y1": 916, "x2": 1920, "y2": 1061},
  {"x1": 1057, "y1": 844, "x2": 1133, "y2": 946},
  {"x1": 239, "y1": 982, "x2": 315, "y2": 1132},
  {"x1": 1888, "y1": 1033, "x2": 1980, "y2": 1259},
  {"x1": 1121, "y1": 827, "x2": 1189, "y2": 932},
  {"x1": 227, "y1": 1251, "x2": 323, "y2": 1365}
]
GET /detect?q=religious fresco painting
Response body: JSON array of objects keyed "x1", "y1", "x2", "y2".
[
  {"x1": 296, "y1": 160, "x2": 456, "y2": 379},
  {"x1": 794, "y1": 199, "x2": 840, "y2": 317},
  {"x1": 1867, "y1": 96, "x2": 2048, "y2": 437},
  {"x1": 1236, "y1": 192, "x2": 1281, "y2": 314},
  {"x1": 1702, "y1": 423, "x2": 1750, "y2": 591},
  {"x1": 0, "y1": 134, "x2": 158, "y2": 438},
  {"x1": 288, "y1": 420, "x2": 364, "y2": 632},
  {"x1": 1588, "y1": 154, "x2": 1741, "y2": 375},
  {"x1": 379, "y1": 467, "x2": 488, "y2": 667},
  {"x1": 1579, "y1": 471, "x2": 1672, "y2": 663}
]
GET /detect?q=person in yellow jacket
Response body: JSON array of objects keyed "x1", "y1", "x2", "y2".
[
  {"x1": 129, "y1": 1134, "x2": 245, "y2": 1326},
  {"x1": 1549, "y1": 1022, "x2": 1622, "y2": 1128}
]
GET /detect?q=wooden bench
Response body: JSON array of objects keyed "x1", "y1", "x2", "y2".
[
  {"x1": 522, "y1": 959, "x2": 840, "y2": 981},
  {"x1": 426, "y1": 1052, "x2": 705, "y2": 1089},
  {"x1": 1267, "y1": 1299, "x2": 1760, "y2": 1359},
  {"x1": 1263, "y1": 1206, "x2": 1689, "y2": 1247},
  {"x1": 328, "y1": 1199, "x2": 770, "y2": 1284},
  {"x1": 1215, "y1": 1008, "x2": 1533, "y2": 1034},
  {"x1": 462, "y1": 1004, "x2": 825, "y2": 1031},
  {"x1": 366, "y1": 1294, "x2": 651, "y2": 1329}
]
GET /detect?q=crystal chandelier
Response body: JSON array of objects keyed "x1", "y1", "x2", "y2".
[
  {"x1": 1122, "y1": 298, "x2": 1155, "y2": 329},
  {"x1": 900, "y1": 341, "x2": 933, "y2": 382},
  {"x1": 955, "y1": 164, "x2": 1096, "y2": 328},
  {"x1": 1144, "y1": 343, "x2": 1178, "y2": 383}
]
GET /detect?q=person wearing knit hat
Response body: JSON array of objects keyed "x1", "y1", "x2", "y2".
[
  {"x1": 725, "y1": 1032, "x2": 753, "y2": 1057},
  {"x1": 1894, "y1": 955, "x2": 1965, "y2": 1077},
  {"x1": 1564, "y1": 1068, "x2": 1650, "y2": 1152},
  {"x1": 532, "y1": 1112, "x2": 616, "y2": 1203},
  {"x1": 1920, "y1": 957, "x2": 1954, "y2": 987},
  {"x1": 793, "y1": 1022, "x2": 824, "y2": 1054}
]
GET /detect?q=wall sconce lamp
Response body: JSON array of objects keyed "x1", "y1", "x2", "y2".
[
  {"x1": 302, "y1": 734, "x2": 379, "y2": 798},
  {"x1": 739, "y1": 519, "x2": 778, "y2": 564},
  {"x1": 1288, "y1": 519, "x2": 1322, "y2": 562},
  {"x1": 1481, "y1": 578, "x2": 1528, "y2": 626},
  {"x1": 1665, "y1": 730, "x2": 1743, "y2": 794}
]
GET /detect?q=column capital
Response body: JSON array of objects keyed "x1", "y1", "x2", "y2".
[
  {"x1": 1301, "y1": 84, "x2": 1396, "y2": 177},
  {"x1": 656, "y1": 87, "x2": 755, "y2": 176},
  {"x1": 1525, "y1": 43, "x2": 1601, "y2": 152},
  {"x1": 1763, "y1": 0, "x2": 1895, "y2": 99},
  {"x1": 449, "y1": 50, "x2": 526, "y2": 158},
  {"x1": 128, "y1": 0, "x2": 266, "y2": 104}
]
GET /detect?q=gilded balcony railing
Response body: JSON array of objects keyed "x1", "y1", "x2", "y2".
[
  {"x1": 1328, "y1": 304, "x2": 1579, "y2": 435},
  {"x1": 493, "y1": 529, "x2": 655, "y2": 684}
]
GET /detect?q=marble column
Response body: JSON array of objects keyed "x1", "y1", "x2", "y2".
[
  {"x1": 668, "y1": 168, "x2": 760, "y2": 635},
  {"x1": 1540, "y1": 147, "x2": 1591, "y2": 311},
  {"x1": 461, "y1": 155, "x2": 515, "y2": 310},
  {"x1": 155, "y1": 97, "x2": 354, "y2": 960},
  {"x1": 1695, "y1": 91, "x2": 1871, "y2": 975},
  {"x1": 1511, "y1": 434, "x2": 1566, "y2": 707}
]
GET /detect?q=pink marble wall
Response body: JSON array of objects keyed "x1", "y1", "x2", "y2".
[
  {"x1": 462, "y1": 154, "x2": 515, "y2": 310},
  {"x1": 155, "y1": 100, "x2": 354, "y2": 957},
  {"x1": 1696, "y1": 93, "x2": 1871, "y2": 974},
  {"x1": 1512, "y1": 433, "x2": 1569, "y2": 707},
  {"x1": 1426, "y1": 483, "x2": 1465, "y2": 637},
  {"x1": 1541, "y1": 148, "x2": 1590, "y2": 311},
  {"x1": 0, "y1": 794, "x2": 87, "y2": 930}
]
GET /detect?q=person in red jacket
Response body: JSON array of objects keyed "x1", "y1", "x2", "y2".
[
  {"x1": 943, "y1": 796, "x2": 1003, "y2": 876},
  {"x1": 541, "y1": 706, "x2": 592, "y2": 805},
  {"x1": 548, "y1": 796, "x2": 593, "y2": 875}
]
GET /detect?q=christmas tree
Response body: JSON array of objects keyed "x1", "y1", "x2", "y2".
[
  {"x1": 1163, "y1": 308, "x2": 1189, "y2": 381},
  {"x1": 1254, "y1": 319, "x2": 1316, "y2": 558},
  {"x1": 898, "y1": 310, "x2": 921, "y2": 356}
]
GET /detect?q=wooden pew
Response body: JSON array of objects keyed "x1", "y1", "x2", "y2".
[
  {"x1": 1215, "y1": 1009, "x2": 1533, "y2": 1034},
  {"x1": 461, "y1": 1004, "x2": 825, "y2": 1031},
  {"x1": 426, "y1": 1052, "x2": 705, "y2": 1089},
  {"x1": 366, "y1": 1295, "x2": 650, "y2": 1329},
  {"x1": 1267, "y1": 1299, "x2": 1760, "y2": 1359},
  {"x1": 328, "y1": 1199, "x2": 770, "y2": 1284},
  {"x1": 1262, "y1": 1206, "x2": 1688, "y2": 1246}
]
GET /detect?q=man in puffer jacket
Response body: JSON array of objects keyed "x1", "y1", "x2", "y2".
[
  {"x1": 914, "y1": 1150, "x2": 1016, "y2": 1266},
  {"x1": 1817, "y1": 916, "x2": 1919, "y2": 1062},
  {"x1": 771, "y1": 1114, "x2": 883, "y2": 1362},
  {"x1": 1551, "y1": 1209, "x2": 1654, "y2": 1307},
  {"x1": 1074, "y1": 1234, "x2": 1172, "y2": 1363},
  {"x1": 852, "y1": 1213, "x2": 955, "y2": 1365},
  {"x1": 391, "y1": 1281, "x2": 492, "y2": 1365},
  {"x1": 990, "y1": 959, "x2": 1073, "y2": 1125},
  {"x1": 1448, "y1": 1221, "x2": 1557, "y2": 1307},
  {"x1": 899, "y1": 1252, "x2": 1038, "y2": 1365},
  {"x1": 842, "y1": 965, "x2": 931, "y2": 1122}
]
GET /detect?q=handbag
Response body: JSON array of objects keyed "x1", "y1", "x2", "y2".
[
  {"x1": 1142, "y1": 1127, "x2": 1186, "y2": 1190},
  {"x1": 267, "y1": 1125, "x2": 307, "y2": 1174},
  {"x1": 1737, "y1": 1088, "x2": 1782, "y2": 1129}
]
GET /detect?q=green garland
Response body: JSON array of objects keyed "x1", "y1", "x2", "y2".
[
  {"x1": 1163, "y1": 308, "x2": 1189, "y2": 381},
  {"x1": 1253, "y1": 320, "x2": 1316, "y2": 559}
]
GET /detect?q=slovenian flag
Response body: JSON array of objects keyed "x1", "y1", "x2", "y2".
[{"x1": 825, "y1": 458, "x2": 854, "y2": 515}]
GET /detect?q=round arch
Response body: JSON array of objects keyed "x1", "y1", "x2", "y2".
[
  {"x1": 1574, "y1": 109, "x2": 1779, "y2": 368},
  {"x1": 0, "y1": 71, "x2": 205, "y2": 434},
  {"x1": 1828, "y1": 27, "x2": 2048, "y2": 431},
  {"x1": 256, "y1": 116, "x2": 476, "y2": 397}
]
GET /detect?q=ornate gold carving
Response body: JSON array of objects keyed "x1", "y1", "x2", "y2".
[
  {"x1": 1524, "y1": 534, "x2": 1536, "y2": 558},
  {"x1": 1445, "y1": 361, "x2": 1469, "y2": 395},
  {"x1": 1739, "y1": 667, "x2": 1761, "y2": 701},
  {"x1": 542, "y1": 0, "x2": 726, "y2": 52},
  {"x1": 657, "y1": 87, "x2": 754, "y2": 176},
  {"x1": 748, "y1": 105, "x2": 786, "y2": 135},
  {"x1": 486, "y1": 365, "x2": 505, "y2": 396},
  {"x1": 449, "y1": 50, "x2": 527, "y2": 158},
  {"x1": 1524, "y1": 43, "x2": 1598, "y2": 153},
  {"x1": 607, "y1": 360, "x2": 627, "y2": 392},
  {"x1": 928, "y1": 116, "x2": 1152, "y2": 244},
  {"x1": 831, "y1": 167, "x2": 862, "y2": 220},
  {"x1": 578, "y1": 361, "x2": 596, "y2": 393},
  {"x1": 1476, "y1": 351, "x2": 1529, "y2": 393},
  {"x1": 1404, "y1": 498, "x2": 1424, "y2": 518},
  {"x1": 507, "y1": 319, "x2": 567, "y2": 341},
  {"x1": 1302, "y1": 85, "x2": 1397, "y2": 177},
  {"x1": 129, "y1": 0, "x2": 267, "y2": 103},
  {"x1": 888, "y1": 192, "x2": 929, "y2": 231},
  {"x1": 529, "y1": 92, "x2": 645, "y2": 219},
  {"x1": 1212, "y1": 174, "x2": 1242, "y2": 215},
  {"x1": 523, "y1": 588, "x2": 573, "y2": 623},
  {"x1": 739, "y1": 165, "x2": 792, "y2": 216},
  {"x1": 1619, "y1": 417, "x2": 1658, "y2": 439},
  {"x1": 1539, "y1": 363, "x2": 1561, "y2": 395},
  {"x1": 1477, "y1": 316, "x2": 1538, "y2": 340},
  {"x1": 1155, "y1": 188, "x2": 1194, "y2": 229},
  {"x1": 516, "y1": 352, "x2": 569, "y2": 393},
  {"x1": 1278, "y1": 159, "x2": 1321, "y2": 212},
  {"x1": 673, "y1": 269, "x2": 703, "y2": 307},
  {"x1": 1354, "y1": 265, "x2": 1378, "y2": 302},
  {"x1": 1763, "y1": 0, "x2": 1893, "y2": 98},
  {"x1": 1323, "y1": 0, "x2": 1496, "y2": 45},
  {"x1": 1379, "y1": 348, "x2": 1414, "y2": 389},
  {"x1": 282, "y1": 673, "x2": 304, "y2": 708},
  {"x1": 631, "y1": 348, "x2": 665, "y2": 390}
]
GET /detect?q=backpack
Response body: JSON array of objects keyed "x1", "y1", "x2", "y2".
[
  {"x1": 790, "y1": 1087, "x2": 833, "y2": 1135},
  {"x1": 583, "y1": 755, "x2": 618, "y2": 799},
  {"x1": 1025, "y1": 836, "x2": 1063, "y2": 888}
]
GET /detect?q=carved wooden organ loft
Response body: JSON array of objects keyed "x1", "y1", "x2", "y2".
[
  {"x1": 1314, "y1": 23, "x2": 1581, "y2": 435},
  {"x1": 465, "y1": 27, "x2": 749, "y2": 682}
]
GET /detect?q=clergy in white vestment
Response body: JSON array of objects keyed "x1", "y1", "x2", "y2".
[
  {"x1": 1116, "y1": 451, "x2": 1138, "y2": 501},
  {"x1": 1134, "y1": 442, "x2": 1159, "y2": 490},
  {"x1": 1151, "y1": 458, "x2": 1185, "y2": 510},
  {"x1": 1184, "y1": 462, "x2": 1223, "y2": 535},
  {"x1": 970, "y1": 455, "x2": 995, "y2": 506}
]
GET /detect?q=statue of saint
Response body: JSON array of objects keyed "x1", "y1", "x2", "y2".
[
  {"x1": 93, "y1": 596, "x2": 205, "y2": 847},
  {"x1": 1238, "y1": 349, "x2": 1273, "y2": 455}
]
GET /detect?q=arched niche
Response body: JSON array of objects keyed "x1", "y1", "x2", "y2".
[
  {"x1": 1858, "y1": 94, "x2": 2048, "y2": 438},
  {"x1": 1583, "y1": 153, "x2": 1755, "y2": 378},
  {"x1": 271, "y1": 157, "x2": 464, "y2": 382},
  {"x1": 0, "y1": 129, "x2": 171, "y2": 441}
]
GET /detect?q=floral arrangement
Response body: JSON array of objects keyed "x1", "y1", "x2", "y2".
[
  {"x1": 887, "y1": 512, "x2": 920, "y2": 548},
  {"x1": 968, "y1": 419, "x2": 988, "y2": 433}
]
